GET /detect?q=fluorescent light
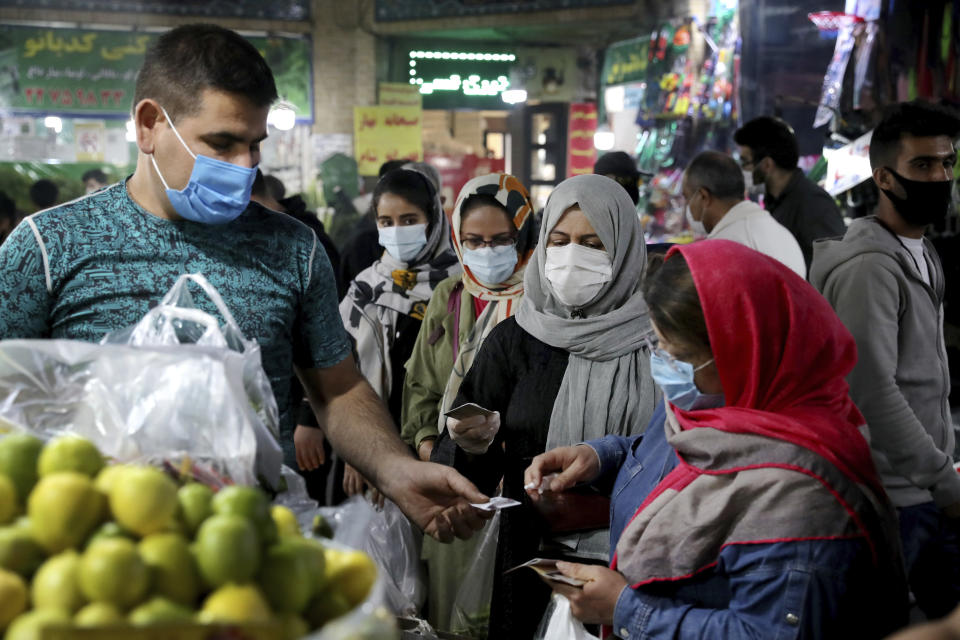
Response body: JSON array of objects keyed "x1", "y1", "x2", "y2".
[
  {"x1": 605, "y1": 85, "x2": 626, "y2": 112},
  {"x1": 501, "y1": 89, "x2": 527, "y2": 105},
  {"x1": 594, "y1": 130, "x2": 615, "y2": 151},
  {"x1": 44, "y1": 116, "x2": 62, "y2": 133},
  {"x1": 267, "y1": 104, "x2": 296, "y2": 131}
]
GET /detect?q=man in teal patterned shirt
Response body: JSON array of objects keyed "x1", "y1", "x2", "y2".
[{"x1": 0, "y1": 24, "x2": 489, "y2": 542}]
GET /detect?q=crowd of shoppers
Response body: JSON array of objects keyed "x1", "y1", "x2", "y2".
[{"x1": 0, "y1": 21, "x2": 958, "y2": 640}]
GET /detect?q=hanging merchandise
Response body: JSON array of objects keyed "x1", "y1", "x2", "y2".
[
  {"x1": 814, "y1": 20, "x2": 861, "y2": 128},
  {"x1": 947, "y1": 0, "x2": 960, "y2": 99},
  {"x1": 853, "y1": 22, "x2": 880, "y2": 110}
]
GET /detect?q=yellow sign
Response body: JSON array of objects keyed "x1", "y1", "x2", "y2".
[
  {"x1": 354, "y1": 106, "x2": 423, "y2": 176},
  {"x1": 74, "y1": 121, "x2": 105, "y2": 162},
  {"x1": 378, "y1": 82, "x2": 422, "y2": 107}
]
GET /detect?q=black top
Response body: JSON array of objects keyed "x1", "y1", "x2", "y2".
[
  {"x1": 388, "y1": 313, "x2": 421, "y2": 425},
  {"x1": 766, "y1": 169, "x2": 846, "y2": 268},
  {"x1": 338, "y1": 220, "x2": 382, "y2": 301},
  {"x1": 434, "y1": 316, "x2": 570, "y2": 640},
  {"x1": 434, "y1": 316, "x2": 570, "y2": 495}
]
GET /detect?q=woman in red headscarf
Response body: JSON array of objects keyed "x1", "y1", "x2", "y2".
[{"x1": 524, "y1": 240, "x2": 909, "y2": 639}]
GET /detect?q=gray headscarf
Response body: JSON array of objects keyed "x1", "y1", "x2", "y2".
[{"x1": 516, "y1": 174, "x2": 657, "y2": 452}]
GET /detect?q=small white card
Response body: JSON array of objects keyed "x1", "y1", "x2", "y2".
[{"x1": 470, "y1": 496, "x2": 521, "y2": 511}]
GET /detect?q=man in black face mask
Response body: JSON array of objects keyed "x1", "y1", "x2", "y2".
[{"x1": 810, "y1": 101, "x2": 960, "y2": 620}]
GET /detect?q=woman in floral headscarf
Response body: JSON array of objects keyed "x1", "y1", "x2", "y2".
[{"x1": 399, "y1": 172, "x2": 535, "y2": 632}]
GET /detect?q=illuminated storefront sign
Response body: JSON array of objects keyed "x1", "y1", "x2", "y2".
[{"x1": 406, "y1": 49, "x2": 515, "y2": 109}]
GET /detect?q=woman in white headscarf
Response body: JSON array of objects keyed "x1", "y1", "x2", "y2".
[
  {"x1": 339, "y1": 167, "x2": 459, "y2": 496},
  {"x1": 432, "y1": 173, "x2": 658, "y2": 640}
]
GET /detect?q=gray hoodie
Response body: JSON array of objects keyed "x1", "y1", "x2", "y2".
[{"x1": 810, "y1": 216, "x2": 959, "y2": 509}]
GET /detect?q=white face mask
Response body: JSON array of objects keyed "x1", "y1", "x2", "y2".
[
  {"x1": 685, "y1": 204, "x2": 706, "y2": 236},
  {"x1": 544, "y1": 243, "x2": 613, "y2": 309},
  {"x1": 379, "y1": 223, "x2": 428, "y2": 262}
]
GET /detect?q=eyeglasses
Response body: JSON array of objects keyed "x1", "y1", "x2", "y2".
[
  {"x1": 461, "y1": 236, "x2": 517, "y2": 251},
  {"x1": 644, "y1": 334, "x2": 713, "y2": 373}
]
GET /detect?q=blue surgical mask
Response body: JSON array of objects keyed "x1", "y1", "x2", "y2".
[
  {"x1": 150, "y1": 106, "x2": 257, "y2": 225},
  {"x1": 379, "y1": 223, "x2": 428, "y2": 263},
  {"x1": 462, "y1": 245, "x2": 518, "y2": 286},
  {"x1": 650, "y1": 352, "x2": 725, "y2": 411}
]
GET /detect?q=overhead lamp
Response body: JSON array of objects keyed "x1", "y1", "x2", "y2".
[
  {"x1": 267, "y1": 103, "x2": 296, "y2": 131},
  {"x1": 594, "y1": 125, "x2": 615, "y2": 151},
  {"x1": 605, "y1": 85, "x2": 626, "y2": 113},
  {"x1": 44, "y1": 116, "x2": 62, "y2": 134},
  {"x1": 501, "y1": 89, "x2": 527, "y2": 105}
]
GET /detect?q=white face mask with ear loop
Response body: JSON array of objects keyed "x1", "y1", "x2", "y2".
[{"x1": 543, "y1": 243, "x2": 613, "y2": 308}]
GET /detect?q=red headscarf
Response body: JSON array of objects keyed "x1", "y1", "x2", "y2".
[{"x1": 666, "y1": 240, "x2": 880, "y2": 493}]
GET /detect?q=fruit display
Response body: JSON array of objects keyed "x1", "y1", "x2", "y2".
[{"x1": 0, "y1": 433, "x2": 379, "y2": 640}]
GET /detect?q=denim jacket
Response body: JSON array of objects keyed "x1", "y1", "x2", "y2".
[{"x1": 584, "y1": 404, "x2": 906, "y2": 640}]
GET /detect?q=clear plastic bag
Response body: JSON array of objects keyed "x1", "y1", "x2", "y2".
[
  {"x1": 0, "y1": 339, "x2": 262, "y2": 485},
  {"x1": 449, "y1": 512, "x2": 500, "y2": 639},
  {"x1": 317, "y1": 496, "x2": 425, "y2": 617},
  {"x1": 0, "y1": 274, "x2": 283, "y2": 487},
  {"x1": 534, "y1": 593, "x2": 599, "y2": 640},
  {"x1": 100, "y1": 273, "x2": 283, "y2": 487}
]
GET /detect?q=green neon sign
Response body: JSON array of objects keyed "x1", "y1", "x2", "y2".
[{"x1": 406, "y1": 49, "x2": 514, "y2": 109}]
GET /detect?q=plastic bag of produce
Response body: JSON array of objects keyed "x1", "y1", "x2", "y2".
[
  {"x1": 100, "y1": 273, "x2": 282, "y2": 486},
  {"x1": 534, "y1": 593, "x2": 599, "y2": 640},
  {"x1": 0, "y1": 279, "x2": 281, "y2": 487},
  {"x1": 317, "y1": 496, "x2": 425, "y2": 617},
  {"x1": 448, "y1": 511, "x2": 499, "y2": 638}
]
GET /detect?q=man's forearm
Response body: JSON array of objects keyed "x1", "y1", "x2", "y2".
[{"x1": 322, "y1": 378, "x2": 414, "y2": 490}]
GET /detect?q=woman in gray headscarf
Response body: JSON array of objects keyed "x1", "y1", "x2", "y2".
[{"x1": 432, "y1": 173, "x2": 657, "y2": 640}]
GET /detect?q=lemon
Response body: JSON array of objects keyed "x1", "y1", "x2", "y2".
[
  {"x1": 0, "y1": 434, "x2": 43, "y2": 504},
  {"x1": 271, "y1": 504, "x2": 301, "y2": 538},
  {"x1": 93, "y1": 464, "x2": 132, "y2": 496},
  {"x1": 198, "y1": 584, "x2": 272, "y2": 624},
  {"x1": 296, "y1": 538, "x2": 327, "y2": 593},
  {"x1": 108, "y1": 466, "x2": 178, "y2": 537},
  {"x1": 258, "y1": 540, "x2": 315, "y2": 614},
  {"x1": 311, "y1": 513, "x2": 333, "y2": 539},
  {"x1": 74, "y1": 602, "x2": 125, "y2": 627},
  {"x1": 139, "y1": 533, "x2": 200, "y2": 606},
  {"x1": 0, "y1": 568, "x2": 27, "y2": 630},
  {"x1": 31, "y1": 551, "x2": 86, "y2": 613},
  {"x1": 128, "y1": 596, "x2": 194, "y2": 625},
  {"x1": 3, "y1": 609, "x2": 70, "y2": 640},
  {"x1": 0, "y1": 526, "x2": 44, "y2": 578},
  {"x1": 211, "y1": 485, "x2": 277, "y2": 546},
  {"x1": 278, "y1": 613, "x2": 310, "y2": 640},
  {"x1": 85, "y1": 522, "x2": 134, "y2": 548},
  {"x1": 304, "y1": 589, "x2": 352, "y2": 629},
  {"x1": 0, "y1": 475, "x2": 17, "y2": 525},
  {"x1": 28, "y1": 472, "x2": 103, "y2": 553},
  {"x1": 78, "y1": 538, "x2": 150, "y2": 609},
  {"x1": 324, "y1": 548, "x2": 377, "y2": 607},
  {"x1": 177, "y1": 483, "x2": 213, "y2": 536},
  {"x1": 37, "y1": 436, "x2": 104, "y2": 478},
  {"x1": 194, "y1": 514, "x2": 260, "y2": 588}
]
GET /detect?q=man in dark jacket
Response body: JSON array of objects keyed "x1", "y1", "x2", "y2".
[
  {"x1": 735, "y1": 116, "x2": 845, "y2": 267},
  {"x1": 810, "y1": 101, "x2": 960, "y2": 619}
]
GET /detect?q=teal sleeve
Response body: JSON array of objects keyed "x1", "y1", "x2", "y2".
[
  {"x1": 0, "y1": 220, "x2": 53, "y2": 339},
  {"x1": 293, "y1": 233, "x2": 352, "y2": 370}
]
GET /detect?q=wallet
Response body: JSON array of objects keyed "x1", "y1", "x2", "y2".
[{"x1": 530, "y1": 487, "x2": 610, "y2": 534}]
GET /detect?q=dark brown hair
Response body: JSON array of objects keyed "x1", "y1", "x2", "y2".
[
  {"x1": 133, "y1": 24, "x2": 278, "y2": 120},
  {"x1": 643, "y1": 252, "x2": 711, "y2": 354}
]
